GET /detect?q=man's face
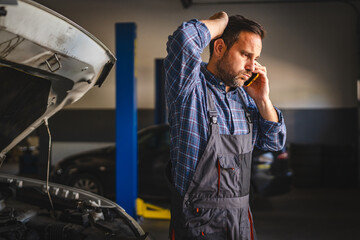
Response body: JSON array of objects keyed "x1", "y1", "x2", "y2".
[{"x1": 215, "y1": 31, "x2": 262, "y2": 88}]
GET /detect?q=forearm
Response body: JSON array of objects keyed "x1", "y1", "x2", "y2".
[
  {"x1": 255, "y1": 98, "x2": 279, "y2": 123},
  {"x1": 200, "y1": 12, "x2": 228, "y2": 40},
  {"x1": 245, "y1": 61, "x2": 279, "y2": 123}
]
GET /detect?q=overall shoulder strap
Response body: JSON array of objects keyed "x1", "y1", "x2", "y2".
[{"x1": 205, "y1": 87, "x2": 219, "y2": 135}]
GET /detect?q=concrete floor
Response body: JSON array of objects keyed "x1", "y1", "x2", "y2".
[
  {"x1": 139, "y1": 187, "x2": 360, "y2": 240},
  {"x1": 1, "y1": 162, "x2": 359, "y2": 239}
]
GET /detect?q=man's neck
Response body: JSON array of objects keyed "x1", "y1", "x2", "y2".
[
  {"x1": 206, "y1": 60, "x2": 217, "y2": 76},
  {"x1": 206, "y1": 61, "x2": 233, "y2": 93}
]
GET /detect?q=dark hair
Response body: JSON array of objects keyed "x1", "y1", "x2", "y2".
[{"x1": 209, "y1": 15, "x2": 265, "y2": 58}]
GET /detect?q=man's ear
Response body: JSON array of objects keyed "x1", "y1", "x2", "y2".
[{"x1": 213, "y1": 38, "x2": 227, "y2": 58}]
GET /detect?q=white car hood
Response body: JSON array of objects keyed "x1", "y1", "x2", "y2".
[
  {"x1": 0, "y1": 0, "x2": 115, "y2": 160},
  {"x1": 0, "y1": 2, "x2": 149, "y2": 238}
]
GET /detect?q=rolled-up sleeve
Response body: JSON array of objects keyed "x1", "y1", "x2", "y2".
[{"x1": 256, "y1": 107, "x2": 287, "y2": 151}]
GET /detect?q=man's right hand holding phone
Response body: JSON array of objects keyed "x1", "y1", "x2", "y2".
[{"x1": 244, "y1": 61, "x2": 279, "y2": 123}]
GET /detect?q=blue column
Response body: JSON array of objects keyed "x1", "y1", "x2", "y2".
[{"x1": 115, "y1": 23, "x2": 137, "y2": 217}]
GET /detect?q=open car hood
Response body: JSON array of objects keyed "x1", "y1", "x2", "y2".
[
  {"x1": 0, "y1": 0, "x2": 116, "y2": 159},
  {"x1": 0, "y1": 1, "x2": 149, "y2": 239}
]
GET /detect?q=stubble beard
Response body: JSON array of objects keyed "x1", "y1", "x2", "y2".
[{"x1": 215, "y1": 52, "x2": 249, "y2": 88}]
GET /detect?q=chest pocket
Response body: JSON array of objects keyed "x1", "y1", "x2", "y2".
[{"x1": 217, "y1": 152, "x2": 252, "y2": 197}]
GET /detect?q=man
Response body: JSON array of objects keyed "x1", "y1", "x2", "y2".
[{"x1": 164, "y1": 12, "x2": 286, "y2": 240}]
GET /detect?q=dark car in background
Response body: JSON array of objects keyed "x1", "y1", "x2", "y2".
[
  {"x1": 51, "y1": 124, "x2": 171, "y2": 201},
  {"x1": 51, "y1": 124, "x2": 292, "y2": 202}
]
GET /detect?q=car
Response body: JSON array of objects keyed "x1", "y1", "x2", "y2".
[
  {"x1": 52, "y1": 124, "x2": 292, "y2": 202},
  {"x1": 51, "y1": 124, "x2": 171, "y2": 201},
  {"x1": 0, "y1": 0, "x2": 149, "y2": 239}
]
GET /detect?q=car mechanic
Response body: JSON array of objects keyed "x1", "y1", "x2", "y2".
[{"x1": 164, "y1": 12, "x2": 286, "y2": 240}]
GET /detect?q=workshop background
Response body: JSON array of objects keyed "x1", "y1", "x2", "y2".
[
  {"x1": 32, "y1": 0, "x2": 358, "y2": 163},
  {"x1": 10, "y1": 0, "x2": 360, "y2": 239}
]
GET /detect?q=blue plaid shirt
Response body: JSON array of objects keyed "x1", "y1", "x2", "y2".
[{"x1": 164, "y1": 19, "x2": 286, "y2": 196}]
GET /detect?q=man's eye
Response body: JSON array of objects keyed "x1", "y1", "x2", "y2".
[{"x1": 241, "y1": 51, "x2": 252, "y2": 59}]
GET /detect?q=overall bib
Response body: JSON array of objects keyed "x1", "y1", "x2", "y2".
[{"x1": 167, "y1": 87, "x2": 257, "y2": 240}]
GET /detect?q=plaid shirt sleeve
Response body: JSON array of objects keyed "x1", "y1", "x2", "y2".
[
  {"x1": 164, "y1": 19, "x2": 211, "y2": 105},
  {"x1": 164, "y1": 20, "x2": 211, "y2": 194},
  {"x1": 256, "y1": 107, "x2": 286, "y2": 151},
  {"x1": 245, "y1": 94, "x2": 286, "y2": 151}
]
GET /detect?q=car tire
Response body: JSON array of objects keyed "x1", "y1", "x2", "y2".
[{"x1": 68, "y1": 174, "x2": 104, "y2": 196}]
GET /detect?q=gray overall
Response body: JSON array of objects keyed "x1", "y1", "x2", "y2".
[{"x1": 167, "y1": 87, "x2": 257, "y2": 240}]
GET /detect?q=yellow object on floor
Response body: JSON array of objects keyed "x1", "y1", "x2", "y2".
[{"x1": 136, "y1": 198, "x2": 171, "y2": 220}]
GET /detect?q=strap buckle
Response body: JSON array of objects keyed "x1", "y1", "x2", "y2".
[
  {"x1": 245, "y1": 112, "x2": 252, "y2": 123},
  {"x1": 208, "y1": 111, "x2": 218, "y2": 124},
  {"x1": 211, "y1": 116, "x2": 218, "y2": 124}
]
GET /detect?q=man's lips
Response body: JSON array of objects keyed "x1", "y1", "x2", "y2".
[{"x1": 243, "y1": 74, "x2": 251, "y2": 79}]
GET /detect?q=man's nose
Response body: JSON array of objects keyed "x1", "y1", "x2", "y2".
[{"x1": 245, "y1": 60, "x2": 256, "y2": 72}]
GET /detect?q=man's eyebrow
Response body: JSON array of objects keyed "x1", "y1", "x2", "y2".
[{"x1": 241, "y1": 50, "x2": 260, "y2": 59}]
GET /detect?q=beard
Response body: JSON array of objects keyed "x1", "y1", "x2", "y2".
[{"x1": 215, "y1": 52, "x2": 250, "y2": 88}]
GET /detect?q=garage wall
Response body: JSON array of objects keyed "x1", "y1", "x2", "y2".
[
  {"x1": 30, "y1": 0, "x2": 358, "y2": 171},
  {"x1": 34, "y1": 0, "x2": 358, "y2": 109}
]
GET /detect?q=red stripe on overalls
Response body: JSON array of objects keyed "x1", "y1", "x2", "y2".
[
  {"x1": 217, "y1": 160, "x2": 221, "y2": 195},
  {"x1": 248, "y1": 209, "x2": 254, "y2": 240},
  {"x1": 171, "y1": 228, "x2": 175, "y2": 240}
]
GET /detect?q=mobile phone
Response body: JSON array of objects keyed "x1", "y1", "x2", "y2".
[{"x1": 244, "y1": 73, "x2": 259, "y2": 87}]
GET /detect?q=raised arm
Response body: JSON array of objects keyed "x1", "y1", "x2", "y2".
[
  {"x1": 200, "y1": 12, "x2": 229, "y2": 40},
  {"x1": 245, "y1": 61, "x2": 279, "y2": 123},
  {"x1": 164, "y1": 12, "x2": 228, "y2": 105}
]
